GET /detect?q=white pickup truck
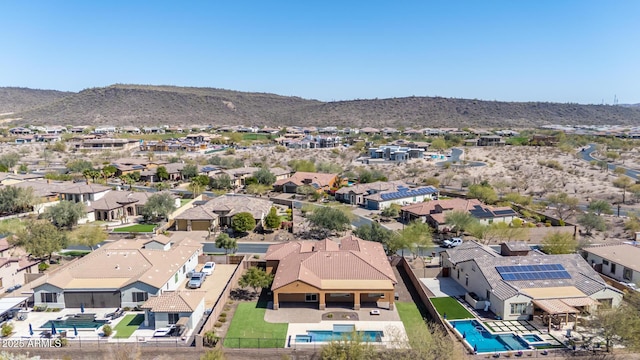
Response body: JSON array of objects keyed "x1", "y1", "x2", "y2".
[{"x1": 441, "y1": 238, "x2": 463, "y2": 248}]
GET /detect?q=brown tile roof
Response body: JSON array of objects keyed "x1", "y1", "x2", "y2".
[
  {"x1": 401, "y1": 198, "x2": 483, "y2": 216},
  {"x1": 141, "y1": 291, "x2": 206, "y2": 312},
  {"x1": 273, "y1": 172, "x2": 338, "y2": 188},
  {"x1": 266, "y1": 235, "x2": 397, "y2": 291},
  {"x1": 203, "y1": 195, "x2": 272, "y2": 219},
  {"x1": 88, "y1": 191, "x2": 156, "y2": 211},
  {"x1": 175, "y1": 206, "x2": 219, "y2": 220},
  {"x1": 39, "y1": 236, "x2": 201, "y2": 291},
  {"x1": 583, "y1": 244, "x2": 640, "y2": 273},
  {"x1": 334, "y1": 180, "x2": 407, "y2": 195}
]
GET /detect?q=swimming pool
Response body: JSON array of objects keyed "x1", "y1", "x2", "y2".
[
  {"x1": 521, "y1": 334, "x2": 543, "y2": 342},
  {"x1": 450, "y1": 320, "x2": 530, "y2": 353},
  {"x1": 41, "y1": 318, "x2": 108, "y2": 329},
  {"x1": 295, "y1": 324, "x2": 383, "y2": 343}
]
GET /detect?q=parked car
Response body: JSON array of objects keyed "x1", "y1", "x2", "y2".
[
  {"x1": 188, "y1": 272, "x2": 206, "y2": 289},
  {"x1": 202, "y1": 262, "x2": 216, "y2": 275},
  {"x1": 441, "y1": 238, "x2": 463, "y2": 248}
]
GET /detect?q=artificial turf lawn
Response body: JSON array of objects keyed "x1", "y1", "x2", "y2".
[
  {"x1": 396, "y1": 302, "x2": 430, "y2": 342},
  {"x1": 112, "y1": 224, "x2": 157, "y2": 233},
  {"x1": 113, "y1": 314, "x2": 144, "y2": 339},
  {"x1": 430, "y1": 297, "x2": 474, "y2": 320},
  {"x1": 223, "y1": 302, "x2": 288, "y2": 348}
]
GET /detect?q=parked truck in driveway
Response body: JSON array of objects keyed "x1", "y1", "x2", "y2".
[{"x1": 188, "y1": 272, "x2": 206, "y2": 288}]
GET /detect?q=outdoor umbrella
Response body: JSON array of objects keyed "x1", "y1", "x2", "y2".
[
  {"x1": 51, "y1": 322, "x2": 57, "y2": 336},
  {"x1": 80, "y1": 303, "x2": 85, "y2": 313},
  {"x1": 28, "y1": 323, "x2": 33, "y2": 336},
  {"x1": 73, "y1": 325, "x2": 78, "y2": 337}
]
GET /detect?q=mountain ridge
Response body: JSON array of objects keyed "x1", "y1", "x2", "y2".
[{"x1": 1, "y1": 84, "x2": 639, "y2": 128}]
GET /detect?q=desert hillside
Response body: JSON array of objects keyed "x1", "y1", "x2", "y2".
[{"x1": 1, "y1": 84, "x2": 639, "y2": 128}]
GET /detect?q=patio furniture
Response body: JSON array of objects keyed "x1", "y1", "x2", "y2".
[{"x1": 370, "y1": 310, "x2": 381, "y2": 315}]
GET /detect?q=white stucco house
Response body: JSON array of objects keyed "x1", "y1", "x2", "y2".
[
  {"x1": 140, "y1": 290, "x2": 206, "y2": 331},
  {"x1": 32, "y1": 235, "x2": 201, "y2": 309},
  {"x1": 441, "y1": 242, "x2": 623, "y2": 322},
  {"x1": 583, "y1": 244, "x2": 640, "y2": 287}
]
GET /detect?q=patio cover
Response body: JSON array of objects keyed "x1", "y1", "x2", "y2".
[
  {"x1": 533, "y1": 299, "x2": 579, "y2": 315},
  {"x1": 560, "y1": 297, "x2": 599, "y2": 307},
  {"x1": 521, "y1": 286, "x2": 586, "y2": 299},
  {"x1": 0, "y1": 296, "x2": 29, "y2": 317}
]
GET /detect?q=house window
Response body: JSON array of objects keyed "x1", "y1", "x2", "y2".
[
  {"x1": 603, "y1": 260, "x2": 609, "y2": 265},
  {"x1": 623, "y1": 268, "x2": 633, "y2": 281},
  {"x1": 168, "y1": 313, "x2": 179, "y2": 325},
  {"x1": 305, "y1": 294, "x2": 318, "y2": 302},
  {"x1": 611, "y1": 263, "x2": 617, "y2": 274},
  {"x1": 599, "y1": 298, "x2": 613, "y2": 307},
  {"x1": 175, "y1": 273, "x2": 179, "y2": 283},
  {"x1": 132, "y1": 292, "x2": 148, "y2": 302},
  {"x1": 465, "y1": 275, "x2": 469, "y2": 286},
  {"x1": 510, "y1": 303, "x2": 527, "y2": 315},
  {"x1": 40, "y1": 293, "x2": 58, "y2": 303},
  {"x1": 486, "y1": 290, "x2": 491, "y2": 301}
]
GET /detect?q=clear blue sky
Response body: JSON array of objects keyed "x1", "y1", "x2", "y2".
[{"x1": 1, "y1": 1, "x2": 639, "y2": 104}]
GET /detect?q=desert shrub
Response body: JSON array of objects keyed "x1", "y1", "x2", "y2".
[
  {"x1": 102, "y1": 325, "x2": 113, "y2": 337},
  {"x1": 219, "y1": 312, "x2": 227, "y2": 318},
  {"x1": 218, "y1": 317, "x2": 226, "y2": 323},
  {"x1": 275, "y1": 145, "x2": 286, "y2": 153},
  {"x1": 214, "y1": 322, "x2": 223, "y2": 328},
  {"x1": 38, "y1": 262, "x2": 50, "y2": 272},
  {"x1": 1, "y1": 322, "x2": 13, "y2": 337}
]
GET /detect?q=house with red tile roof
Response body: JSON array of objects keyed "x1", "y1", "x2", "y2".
[
  {"x1": 272, "y1": 172, "x2": 340, "y2": 193},
  {"x1": 400, "y1": 198, "x2": 518, "y2": 231},
  {"x1": 265, "y1": 235, "x2": 397, "y2": 311}
]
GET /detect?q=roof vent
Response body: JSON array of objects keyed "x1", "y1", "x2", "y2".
[{"x1": 115, "y1": 264, "x2": 120, "y2": 270}]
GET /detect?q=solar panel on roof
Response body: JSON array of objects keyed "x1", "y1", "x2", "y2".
[{"x1": 496, "y1": 263, "x2": 571, "y2": 281}]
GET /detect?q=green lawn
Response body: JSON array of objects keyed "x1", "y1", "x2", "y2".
[
  {"x1": 223, "y1": 302, "x2": 288, "y2": 348},
  {"x1": 180, "y1": 199, "x2": 191, "y2": 207},
  {"x1": 430, "y1": 297, "x2": 474, "y2": 320},
  {"x1": 241, "y1": 133, "x2": 270, "y2": 141},
  {"x1": 112, "y1": 224, "x2": 157, "y2": 233},
  {"x1": 113, "y1": 314, "x2": 144, "y2": 339},
  {"x1": 396, "y1": 302, "x2": 430, "y2": 342}
]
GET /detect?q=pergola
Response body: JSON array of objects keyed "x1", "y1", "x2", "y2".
[{"x1": 532, "y1": 297, "x2": 599, "y2": 332}]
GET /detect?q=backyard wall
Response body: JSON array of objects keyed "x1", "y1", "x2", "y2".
[
  {"x1": 398, "y1": 257, "x2": 447, "y2": 329},
  {"x1": 193, "y1": 256, "x2": 245, "y2": 348}
]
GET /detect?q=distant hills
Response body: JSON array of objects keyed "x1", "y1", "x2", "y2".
[{"x1": 1, "y1": 84, "x2": 639, "y2": 128}]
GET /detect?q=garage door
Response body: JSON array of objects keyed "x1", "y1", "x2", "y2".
[{"x1": 64, "y1": 292, "x2": 121, "y2": 308}]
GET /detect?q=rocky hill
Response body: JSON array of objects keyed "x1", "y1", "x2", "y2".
[
  {"x1": 1, "y1": 84, "x2": 639, "y2": 128},
  {"x1": 0, "y1": 87, "x2": 72, "y2": 114}
]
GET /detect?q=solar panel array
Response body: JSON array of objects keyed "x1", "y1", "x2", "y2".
[
  {"x1": 378, "y1": 186, "x2": 438, "y2": 201},
  {"x1": 495, "y1": 264, "x2": 571, "y2": 281}
]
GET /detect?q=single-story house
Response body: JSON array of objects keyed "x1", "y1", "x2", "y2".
[
  {"x1": 273, "y1": 172, "x2": 340, "y2": 194},
  {"x1": 582, "y1": 244, "x2": 640, "y2": 286},
  {"x1": 32, "y1": 235, "x2": 201, "y2": 309},
  {"x1": 141, "y1": 290, "x2": 206, "y2": 331},
  {"x1": 441, "y1": 242, "x2": 623, "y2": 323},
  {"x1": 88, "y1": 190, "x2": 170, "y2": 222},
  {"x1": 175, "y1": 194, "x2": 271, "y2": 230},
  {"x1": 265, "y1": 235, "x2": 397, "y2": 311},
  {"x1": 174, "y1": 206, "x2": 219, "y2": 231},
  {"x1": 401, "y1": 198, "x2": 518, "y2": 231}
]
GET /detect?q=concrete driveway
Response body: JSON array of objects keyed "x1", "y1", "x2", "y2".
[{"x1": 181, "y1": 263, "x2": 238, "y2": 308}]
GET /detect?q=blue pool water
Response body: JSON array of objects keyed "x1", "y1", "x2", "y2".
[
  {"x1": 296, "y1": 325, "x2": 383, "y2": 343},
  {"x1": 522, "y1": 334, "x2": 544, "y2": 342},
  {"x1": 41, "y1": 319, "x2": 108, "y2": 329},
  {"x1": 450, "y1": 320, "x2": 529, "y2": 353}
]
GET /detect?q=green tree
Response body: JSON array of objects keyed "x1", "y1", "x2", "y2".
[
  {"x1": 42, "y1": 200, "x2": 86, "y2": 230},
  {"x1": 120, "y1": 174, "x2": 136, "y2": 190},
  {"x1": 546, "y1": 192, "x2": 579, "y2": 222},
  {"x1": 353, "y1": 222, "x2": 396, "y2": 251},
  {"x1": 70, "y1": 225, "x2": 107, "y2": 250},
  {"x1": 0, "y1": 152, "x2": 20, "y2": 171},
  {"x1": 238, "y1": 266, "x2": 273, "y2": 295},
  {"x1": 398, "y1": 221, "x2": 433, "y2": 256},
  {"x1": 181, "y1": 164, "x2": 199, "y2": 179},
  {"x1": 245, "y1": 183, "x2": 270, "y2": 195},
  {"x1": 188, "y1": 181, "x2": 204, "y2": 197},
  {"x1": 253, "y1": 168, "x2": 276, "y2": 186},
  {"x1": 307, "y1": 207, "x2": 351, "y2": 235},
  {"x1": 231, "y1": 212, "x2": 255, "y2": 233},
  {"x1": 380, "y1": 204, "x2": 401, "y2": 218},
  {"x1": 587, "y1": 200, "x2": 613, "y2": 215},
  {"x1": 613, "y1": 176, "x2": 634, "y2": 203},
  {"x1": 66, "y1": 159, "x2": 94, "y2": 173},
  {"x1": 12, "y1": 220, "x2": 67, "y2": 259},
  {"x1": 585, "y1": 291, "x2": 640, "y2": 353},
  {"x1": 156, "y1": 166, "x2": 169, "y2": 181},
  {"x1": 101, "y1": 165, "x2": 117, "y2": 181},
  {"x1": 296, "y1": 185, "x2": 317, "y2": 198},
  {"x1": 288, "y1": 159, "x2": 316, "y2": 172},
  {"x1": 444, "y1": 211, "x2": 478, "y2": 235},
  {"x1": 140, "y1": 193, "x2": 177, "y2": 222},
  {"x1": 154, "y1": 182, "x2": 171, "y2": 191},
  {"x1": 210, "y1": 174, "x2": 233, "y2": 190},
  {"x1": 483, "y1": 222, "x2": 529, "y2": 244},
  {"x1": 467, "y1": 184, "x2": 498, "y2": 204},
  {"x1": 541, "y1": 231, "x2": 577, "y2": 254},
  {"x1": 264, "y1": 207, "x2": 282, "y2": 231},
  {"x1": 214, "y1": 233, "x2": 237, "y2": 255},
  {"x1": 577, "y1": 212, "x2": 607, "y2": 235},
  {"x1": 83, "y1": 169, "x2": 101, "y2": 182},
  {"x1": 0, "y1": 186, "x2": 36, "y2": 214},
  {"x1": 430, "y1": 138, "x2": 447, "y2": 151}
]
